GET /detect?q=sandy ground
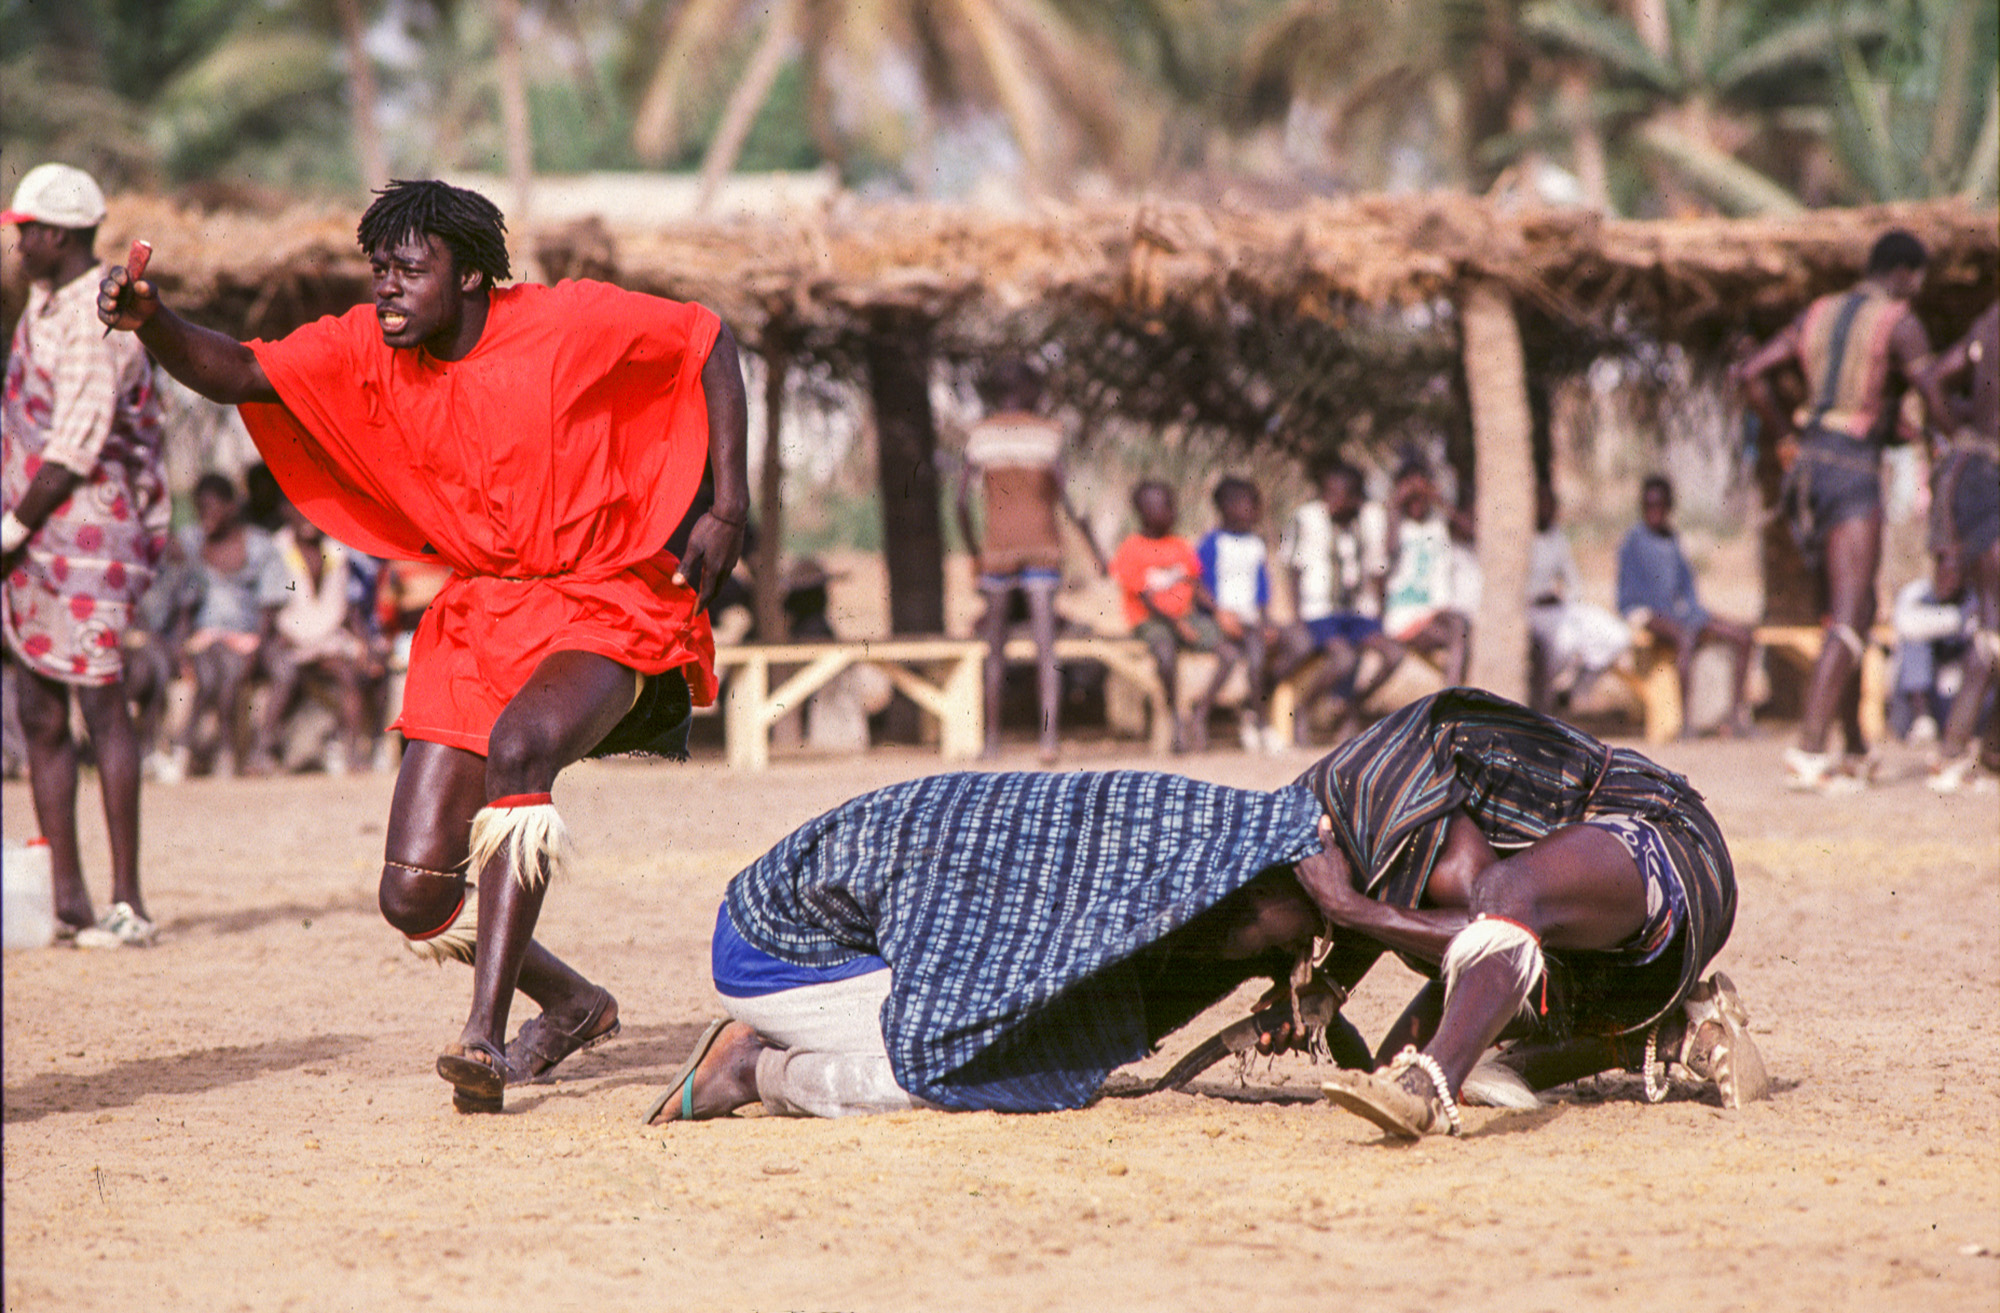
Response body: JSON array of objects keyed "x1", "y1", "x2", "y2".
[{"x1": 4, "y1": 726, "x2": 1997, "y2": 1313}]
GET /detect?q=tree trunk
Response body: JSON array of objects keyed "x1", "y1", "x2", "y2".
[
  {"x1": 494, "y1": 0, "x2": 535, "y2": 224},
  {"x1": 866, "y1": 315, "x2": 947, "y2": 636},
  {"x1": 755, "y1": 346, "x2": 790, "y2": 642},
  {"x1": 697, "y1": 0, "x2": 799, "y2": 216},
  {"x1": 334, "y1": 0, "x2": 386, "y2": 192},
  {"x1": 1559, "y1": 65, "x2": 1611, "y2": 212},
  {"x1": 1458, "y1": 280, "x2": 1534, "y2": 703}
]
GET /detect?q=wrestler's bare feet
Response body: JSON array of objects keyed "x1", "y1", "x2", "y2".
[{"x1": 647, "y1": 1021, "x2": 767, "y2": 1124}]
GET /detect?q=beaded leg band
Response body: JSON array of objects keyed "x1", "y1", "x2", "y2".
[
  {"x1": 1386, "y1": 1045, "x2": 1463, "y2": 1136},
  {"x1": 392, "y1": 861, "x2": 479, "y2": 966},
  {"x1": 466, "y1": 792, "x2": 570, "y2": 893}
]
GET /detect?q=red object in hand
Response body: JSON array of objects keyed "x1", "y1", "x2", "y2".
[{"x1": 103, "y1": 241, "x2": 153, "y2": 336}]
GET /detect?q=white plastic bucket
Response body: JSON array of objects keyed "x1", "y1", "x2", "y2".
[{"x1": 3, "y1": 837, "x2": 57, "y2": 950}]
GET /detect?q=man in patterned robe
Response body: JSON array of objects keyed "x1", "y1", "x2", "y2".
[{"x1": 2, "y1": 163, "x2": 169, "y2": 948}]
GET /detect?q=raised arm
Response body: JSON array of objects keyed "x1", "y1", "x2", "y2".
[
  {"x1": 96, "y1": 261, "x2": 277, "y2": 405},
  {"x1": 672, "y1": 320, "x2": 750, "y2": 608},
  {"x1": 1732, "y1": 316, "x2": 1803, "y2": 442}
]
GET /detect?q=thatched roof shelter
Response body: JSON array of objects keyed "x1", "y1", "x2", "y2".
[
  {"x1": 76, "y1": 190, "x2": 1996, "y2": 354},
  {"x1": 31, "y1": 189, "x2": 1996, "y2": 699}
]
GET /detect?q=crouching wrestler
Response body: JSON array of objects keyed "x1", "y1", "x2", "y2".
[
  {"x1": 644, "y1": 768, "x2": 1368, "y2": 1123},
  {"x1": 1301, "y1": 688, "x2": 1769, "y2": 1139}
]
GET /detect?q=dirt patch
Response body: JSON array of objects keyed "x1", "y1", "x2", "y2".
[{"x1": 5, "y1": 734, "x2": 1996, "y2": 1312}]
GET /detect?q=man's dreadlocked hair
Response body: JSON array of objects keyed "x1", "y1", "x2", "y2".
[{"x1": 356, "y1": 180, "x2": 510, "y2": 290}]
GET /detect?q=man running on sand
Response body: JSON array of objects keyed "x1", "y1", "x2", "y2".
[
  {"x1": 651, "y1": 692, "x2": 1763, "y2": 1133},
  {"x1": 100, "y1": 179, "x2": 748, "y2": 1113}
]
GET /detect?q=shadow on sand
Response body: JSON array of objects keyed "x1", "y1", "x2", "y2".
[{"x1": 4, "y1": 1031, "x2": 369, "y2": 1124}]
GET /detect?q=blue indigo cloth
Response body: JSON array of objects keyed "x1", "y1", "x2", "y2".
[
  {"x1": 723, "y1": 770, "x2": 1323, "y2": 1113},
  {"x1": 1299, "y1": 688, "x2": 1736, "y2": 1037}
]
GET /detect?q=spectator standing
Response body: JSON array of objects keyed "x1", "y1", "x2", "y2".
[
  {"x1": 955, "y1": 359, "x2": 1098, "y2": 763},
  {"x1": 0, "y1": 163, "x2": 171, "y2": 946}
]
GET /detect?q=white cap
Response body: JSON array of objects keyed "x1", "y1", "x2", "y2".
[{"x1": 3, "y1": 163, "x2": 108, "y2": 230}]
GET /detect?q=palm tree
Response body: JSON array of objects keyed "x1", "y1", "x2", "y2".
[
  {"x1": 1824, "y1": 0, "x2": 1997, "y2": 203},
  {"x1": 629, "y1": 0, "x2": 1155, "y2": 206},
  {"x1": 1210, "y1": 0, "x2": 1532, "y2": 194},
  {"x1": 1515, "y1": 0, "x2": 1894, "y2": 215}
]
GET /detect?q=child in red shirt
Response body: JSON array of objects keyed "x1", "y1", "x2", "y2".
[{"x1": 1107, "y1": 481, "x2": 1243, "y2": 751}]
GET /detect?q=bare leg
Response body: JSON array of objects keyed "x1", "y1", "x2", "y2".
[
  {"x1": 1023, "y1": 576, "x2": 1061, "y2": 762},
  {"x1": 254, "y1": 643, "x2": 301, "y2": 769},
  {"x1": 461, "y1": 651, "x2": 639, "y2": 1058},
  {"x1": 1143, "y1": 625, "x2": 1185, "y2": 752},
  {"x1": 1800, "y1": 514, "x2": 1881, "y2": 753},
  {"x1": 1436, "y1": 611, "x2": 1471, "y2": 685},
  {"x1": 16, "y1": 670, "x2": 92, "y2": 931},
  {"x1": 1421, "y1": 825, "x2": 1645, "y2": 1095},
  {"x1": 1188, "y1": 638, "x2": 1241, "y2": 752},
  {"x1": 213, "y1": 646, "x2": 256, "y2": 773},
  {"x1": 1941, "y1": 541, "x2": 2000, "y2": 763},
  {"x1": 379, "y1": 727, "x2": 624, "y2": 1099},
  {"x1": 1348, "y1": 634, "x2": 1405, "y2": 710},
  {"x1": 1297, "y1": 639, "x2": 1359, "y2": 744},
  {"x1": 976, "y1": 582, "x2": 1012, "y2": 757},
  {"x1": 1702, "y1": 618, "x2": 1758, "y2": 735},
  {"x1": 74, "y1": 681, "x2": 145, "y2": 917}
]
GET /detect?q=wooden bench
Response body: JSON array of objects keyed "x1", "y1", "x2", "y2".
[
  {"x1": 1001, "y1": 635, "x2": 1176, "y2": 754},
  {"x1": 1753, "y1": 623, "x2": 1894, "y2": 745},
  {"x1": 712, "y1": 635, "x2": 1177, "y2": 769},
  {"x1": 713, "y1": 639, "x2": 986, "y2": 771},
  {"x1": 1611, "y1": 624, "x2": 1894, "y2": 744}
]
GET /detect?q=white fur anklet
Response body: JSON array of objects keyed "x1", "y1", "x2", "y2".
[
  {"x1": 1441, "y1": 913, "x2": 1545, "y2": 1023},
  {"x1": 400, "y1": 872, "x2": 479, "y2": 966},
  {"x1": 467, "y1": 792, "x2": 570, "y2": 893}
]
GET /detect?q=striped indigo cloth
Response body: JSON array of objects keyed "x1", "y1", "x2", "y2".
[
  {"x1": 1298, "y1": 688, "x2": 1737, "y2": 1036},
  {"x1": 724, "y1": 770, "x2": 1323, "y2": 1112}
]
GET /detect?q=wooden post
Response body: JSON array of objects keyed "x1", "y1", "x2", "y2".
[
  {"x1": 1459, "y1": 279, "x2": 1534, "y2": 703},
  {"x1": 754, "y1": 346, "x2": 789, "y2": 642}
]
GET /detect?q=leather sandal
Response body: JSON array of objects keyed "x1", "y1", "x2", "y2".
[
  {"x1": 506, "y1": 986, "x2": 621, "y2": 1083},
  {"x1": 437, "y1": 1037, "x2": 510, "y2": 1114}
]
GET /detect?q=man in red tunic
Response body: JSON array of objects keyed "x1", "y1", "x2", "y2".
[{"x1": 100, "y1": 180, "x2": 748, "y2": 1112}]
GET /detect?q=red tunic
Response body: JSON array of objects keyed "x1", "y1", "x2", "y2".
[{"x1": 239, "y1": 280, "x2": 721, "y2": 754}]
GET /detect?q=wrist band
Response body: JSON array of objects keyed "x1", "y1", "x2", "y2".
[
  {"x1": 0, "y1": 511, "x2": 30, "y2": 554},
  {"x1": 706, "y1": 508, "x2": 747, "y2": 527}
]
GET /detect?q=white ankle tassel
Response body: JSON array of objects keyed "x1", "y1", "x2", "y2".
[
  {"x1": 405, "y1": 881, "x2": 479, "y2": 966},
  {"x1": 1441, "y1": 914, "x2": 1545, "y2": 1023},
  {"x1": 467, "y1": 793, "x2": 570, "y2": 893}
]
